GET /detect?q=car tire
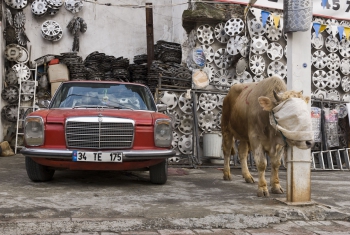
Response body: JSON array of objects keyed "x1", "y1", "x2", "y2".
[
  {"x1": 25, "y1": 157, "x2": 55, "y2": 182},
  {"x1": 149, "y1": 160, "x2": 168, "y2": 185}
]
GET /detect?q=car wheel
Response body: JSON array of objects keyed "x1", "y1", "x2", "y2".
[
  {"x1": 149, "y1": 160, "x2": 168, "y2": 185},
  {"x1": 25, "y1": 157, "x2": 55, "y2": 182}
]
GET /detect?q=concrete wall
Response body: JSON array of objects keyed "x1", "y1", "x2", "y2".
[
  {"x1": 1, "y1": 0, "x2": 188, "y2": 142},
  {"x1": 23, "y1": 0, "x2": 188, "y2": 62}
]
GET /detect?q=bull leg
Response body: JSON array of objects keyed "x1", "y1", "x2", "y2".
[
  {"x1": 238, "y1": 141, "x2": 254, "y2": 183},
  {"x1": 270, "y1": 152, "x2": 284, "y2": 194},
  {"x1": 253, "y1": 144, "x2": 269, "y2": 197},
  {"x1": 222, "y1": 132, "x2": 233, "y2": 181}
]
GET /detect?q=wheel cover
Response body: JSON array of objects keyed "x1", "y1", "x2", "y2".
[
  {"x1": 312, "y1": 50, "x2": 327, "y2": 69},
  {"x1": 341, "y1": 76, "x2": 350, "y2": 92},
  {"x1": 1, "y1": 86, "x2": 19, "y2": 104},
  {"x1": 342, "y1": 94, "x2": 350, "y2": 102},
  {"x1": 171, "y1": 131, "x2": 179, "y2": 150},
  {"x1": 325, "y1": 35, "x2": 339, "y2": 53},
  {"x1": 165, "y1": 109, "x2": 180, "y2": 129},
  {"x1": 267, "y1": 61, "x2": 287, "y2": 79},
  {"x1": 197, "y1": 24, "x2": 214, "y2": 45},
  {"x1": 5, "y1": 44, "x2": 23, "y2": 61},
  {"x1": 327, "y1": 53, "x2": 340, "y2": 71},
  {"x1": 178, "y1": 115, "x2": 193, "y2": 135},
  {"x1": 14, "y1": 11, "x2": 26, "y2": 28},
  {"x1": 16, "y1": 46, "x2": 29, "y2": 64},
  {"x1": 249, "y1": 55, "x2": 265, "y2": 75},
  {"x1": 31, "y1": 0, "x2": 48, "y2": 15},
  {"x1": 159, "y1": 91, "x2": 178, "y2": 110},
  {"x1": 214, "y1": 22, "x2": 230, "y2": 43},
  {"x1": 340, "y1": 58, "x2": 350, "y2": 75},
  {"x1": 311, "y1": 32, "x2": 324, "y2": 49},
  {"x1": 198, "y1": 111, "x2": 216, "y2": 132},
  {"x1": 198, "y1": 93, "x2": 218, "y2": 111},
  {"x1": 312, "y1": 70, "x2": 328, "y2": 89},
  {"x1": 178, "y1": 135, "x2": 193, "y2": 155},
  {"x1": 312, "y1": 89, "x2": 327, "y2": 100},
  {"x1": 224, "y1": 18, "x2": 244, "y2": 36},
  {"x1": 2, "y1": 104, "x2": 23, "y2": 122},
  {"x1": 226, "y1": 36, "x2": 242, "y2": 55},
  {"x1": 266, "y1": 22, "x2": 282, "y2": 41},
  {"x1": 178, "y1": 93, "x2": 198, "y2": 114},
  {"x1": 327, "y1": 70, "x2": 341, "y2": 89},
  {"x1": 327, "y1": 89, "x2": 340, "y2": 101},
  {"x1": 326, "y1": 19, "x2": 339, "y2": 35},
  {"x1": 21, "y1": 81, "x2": 35, "y2": 101},
  {"x1": 202, "y1": 64, "x2": 215, "y2": 83},
  {"x1": 213, "y1": 69, "x2": 232, "y2": 91},
  {"x1": 251, "y1": 36, "x2": 268, "y2": 54},
  {"x1": 339, "y1": 39, "x2": 350, "y2": 58},
  {"x1": 238, "y1": 36, "x2": 249, "y2": 57},
  {"x1": 200, "y1": 45, "x2": 214, "y2": 63},
  {"x1": 234, "y1": 71, "x2": 253, "y2": 84},
  {"x1": 267, "y1": 42, "x2": 283, "y2": 60},
  {"x1": 249, "y1": 18, "x2": 265, "y2": 36},
  {"x1": 12, "y1": 63, "x2": 31, "y2": 81},
  {"x1": 5, "y1": 0, "x2": 27, "y2": 9},
  {"x1": 214, "y1": 48, "x2": 233, "y2": 69}
]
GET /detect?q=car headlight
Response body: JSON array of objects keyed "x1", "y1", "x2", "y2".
[
  {"x1": 24, "y1": 116, "x2": 44, "y2": 146},
  {"x1": 154, "y1": 119, "x2": 172, "y2": 147}
]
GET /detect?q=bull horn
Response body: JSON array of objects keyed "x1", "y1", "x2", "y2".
[{"x1": 273, "y1": 90, "x2": 281, "y2": 102}]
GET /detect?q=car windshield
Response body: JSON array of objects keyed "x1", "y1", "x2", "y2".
[{"x1": 50, "y1": 82, "x2": 157, "y2": 111}]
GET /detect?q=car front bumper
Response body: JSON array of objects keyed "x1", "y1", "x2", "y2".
[{"x1": 21, "y1": 148, "x2": 176, "y2": 161}]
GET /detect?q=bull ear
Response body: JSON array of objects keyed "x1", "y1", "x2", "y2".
[
  {"x1": 273, "y1": 90, "x2": 281, "y2": 102},
  {"x1": 258, "y1": 96, "x2": 274, "y2": 111},
  {"x1": 304, "y1": 96, "x2": 310, "y2": 104}
]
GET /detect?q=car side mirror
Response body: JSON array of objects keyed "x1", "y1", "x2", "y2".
[
  {"x1": 156, "y1": 104, "x2": 167, "y2": 112},
  {"x1": 40, "y1": 100, "x2": 51, "y2": 109}
]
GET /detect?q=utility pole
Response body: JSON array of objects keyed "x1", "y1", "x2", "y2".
[
  {"x1": 284, "y1": 0, "x2": 313, "y2": 203},
  {"x1": 146, "y1": 2, "x2": 154, "y2": 72}
]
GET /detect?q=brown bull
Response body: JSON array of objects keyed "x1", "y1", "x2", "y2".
[{"x1": 221, "y1": 76, "x2": 314, "y2": 197}]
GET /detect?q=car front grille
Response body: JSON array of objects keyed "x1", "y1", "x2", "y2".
[{"x1": 66, "y1": 117, "x2": 134, "y2": 149}]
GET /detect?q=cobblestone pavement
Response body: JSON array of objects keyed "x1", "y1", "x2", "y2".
[
  {"x1": 1, "y1": 219, "x2": 350, "y2": 235},
  {"x1": 59, "y1": 220, "x2": 350, "y2": 235},
  {"x1": 1, "y1": 155, "x2": 350, "y2": 235}
]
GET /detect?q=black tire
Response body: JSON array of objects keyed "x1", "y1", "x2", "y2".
[
  {"x1": 25, "y1": 157, "x2": 55, "y2": 182},
  {"x1": 149, "y1": 160, "x2": 168, "y2": 185}
]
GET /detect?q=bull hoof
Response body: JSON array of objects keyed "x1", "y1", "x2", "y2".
[
  {"x1": 244, "y1": 176, "x2": 255, "y2": 184},
  {"x1": 223, "y1": 174, "x2": 232, "y2": 181},
  {"x1": 271, "y1": 186, "x2": 284, "y2": 194},
  {"x1": 257, "y1": 189, "x2": 270, "y2": 197}
]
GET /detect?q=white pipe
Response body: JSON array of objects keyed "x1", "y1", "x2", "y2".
[{"x1": 286, "y1": 28, "x2": 312, "y2": 202}]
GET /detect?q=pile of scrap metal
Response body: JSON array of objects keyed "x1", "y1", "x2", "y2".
[
  {"x1": 147, "y1": 40, "x2": 191, "y2": 93},
  {"x1": 129, "y1": 54, "x2": 148, "y2": 84},
  {"x1": 83, "y1": 52, "x2": 130, "y2": 81}
]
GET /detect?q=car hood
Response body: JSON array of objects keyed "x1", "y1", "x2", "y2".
[{"x1": 44, "y1": 109, "x2": 155, "y2": 125}]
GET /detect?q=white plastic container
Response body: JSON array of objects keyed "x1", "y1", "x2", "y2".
[{"x1": 203, "y1": 132, "x2": 222, "y2": 158}]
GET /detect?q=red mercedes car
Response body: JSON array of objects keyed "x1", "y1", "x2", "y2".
[{"x1": 21, "y1": 81, "x2": 174, "y2": 184}]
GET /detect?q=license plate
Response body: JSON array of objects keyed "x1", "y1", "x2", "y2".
[{"x1": 72, "y1": 151, "x2": 123, "y2": 162}]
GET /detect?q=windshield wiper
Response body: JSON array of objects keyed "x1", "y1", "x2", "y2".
[
  {"x1": 104, "y1": 104, "x2": 134, "y2": 110},
  {"x1": 72, "y1": 105, "x2": 108, "y2": 109},
  {"x1": 72, "y1": 104, "x2": 134, "y2": 110}
]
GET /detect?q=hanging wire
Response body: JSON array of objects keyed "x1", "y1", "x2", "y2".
[{"x1": 82, "y1": 0, "x2": 188, "y2": 8}]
